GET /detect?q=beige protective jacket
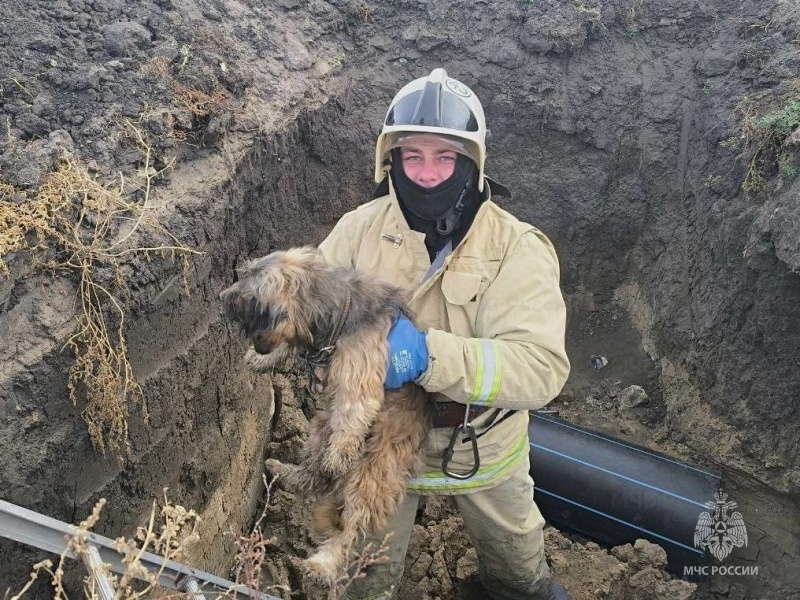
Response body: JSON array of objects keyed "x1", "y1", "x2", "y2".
[{"x1": 318, "y1": 182, "x2": 570, "y2": 494}]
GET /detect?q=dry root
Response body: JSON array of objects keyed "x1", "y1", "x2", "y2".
[{"x1": 0, "y1": 119, "x2": 200, "y2": 458}]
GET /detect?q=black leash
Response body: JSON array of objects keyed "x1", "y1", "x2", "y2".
[{"x1": 299, "y1": 291, "x2": 352, "y2": 419}]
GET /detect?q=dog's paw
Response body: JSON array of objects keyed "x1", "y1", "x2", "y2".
[
  {"x1": 245, "y1": 346, "x2": 282, "y2": 372},
  {"x1": 264, "y1": 458, "x2": 291, "y2": 478},
  {"x1": 321, "y1": 442, "x2": 361, "y2": 477},
  {"x1": 303, "y1": 554, "x2": 339, "y2": 585}
]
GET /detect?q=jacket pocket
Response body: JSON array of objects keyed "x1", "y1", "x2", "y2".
[{"x1": 441, "y1": 270, "x2": 482, "y2": 305}]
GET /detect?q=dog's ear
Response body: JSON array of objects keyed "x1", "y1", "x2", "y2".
[
  {"x1": 268, "y1": 247, "x2": 326, "y2": 298},
  {"x1": 284, "y1": 246, "x2": 323, "y2": 268},
  {"x1": 234, "y1": 254, "x2": 291, "y2": 299}
]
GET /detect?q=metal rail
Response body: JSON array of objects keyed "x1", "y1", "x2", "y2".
[{"x1": 0, "y1": 499, "x2": 281, "y2": 599}]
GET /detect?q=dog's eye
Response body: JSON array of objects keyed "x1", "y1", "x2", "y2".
[
  {"x1": 251, "y1": 310, "x2": 287, "y2": 337},
  {"x1": 268, "y1": 310, "x2": 287, "y2": 325}
]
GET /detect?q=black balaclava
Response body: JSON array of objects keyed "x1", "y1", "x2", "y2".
[{"x1": 390, "y1": 150, "x2": 484, "y2": 259}]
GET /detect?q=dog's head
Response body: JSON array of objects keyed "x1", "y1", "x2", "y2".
[{"x1": 220, "y1": 247, "x2": 321, "y2": 355}]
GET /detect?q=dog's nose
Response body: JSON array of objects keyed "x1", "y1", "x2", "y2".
[{"x1": 253, "y1": 337, "x2": 273, "y2": 354}]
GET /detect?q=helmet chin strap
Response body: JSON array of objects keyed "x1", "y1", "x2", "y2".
[{"x1": 435, "y1": 180, "x2": 471, "y2": 236}]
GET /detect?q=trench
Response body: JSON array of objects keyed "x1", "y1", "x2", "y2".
[
  {"x1": 5, "y1": 60, "x2": 799, "y2": 600},
  {"x1": 221, "y1": 86, "x2": 800, "y2": 597},
  {"x1": 2, "y1": 0, "x2": 799, "y2": 598}
]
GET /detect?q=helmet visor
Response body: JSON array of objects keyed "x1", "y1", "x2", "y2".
[
  {"x1": 386, "y1": 132, "x2": 480, "y2": 167},
  {"x1": 385, "y1": 82, "x2": 479, "y2": 132}
]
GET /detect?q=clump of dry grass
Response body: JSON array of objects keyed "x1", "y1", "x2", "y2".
[
  {"x1": 138, "y1": 56, "x2": 172, "y2": 80},
  {"x1": 5, "y1": 475, "x2": 391, "y2": 600},
  {"x1": 8, "y1": 493, "x2": 201, "y2": 600},
  {"x1": 113, "y1": 493, "x2": 201, "y2": 596},
  {"x1": 173, "y1": 83, "x2": 230, "y2": 118},
  {"x1": 348, "y1": 0, "x2": 374, "y2": 22},
  {"x1": 0, "y1": 119, "x2": 200, "y2": 458},
  {"x1": 137, "y1": 50, "x2": 233, "y2": 141},
  {"x1": 10, "y1": 473, "x2": 393, "y2": 599},
  {"x1": 737, "y1": 78, "x2": 800, "y2": 193}
]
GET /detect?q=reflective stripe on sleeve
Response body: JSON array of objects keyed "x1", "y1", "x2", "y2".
[
  {"x1": 406, "y1": 432, "x2": 527, "y2": 491},
  {"x1": 467, "y1": 338, "x2": 502, "y2": 407}
]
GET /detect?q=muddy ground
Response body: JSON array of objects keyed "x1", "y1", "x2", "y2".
[{"x1": 1, "y1": 0, "x2": 799, "y2": 598}]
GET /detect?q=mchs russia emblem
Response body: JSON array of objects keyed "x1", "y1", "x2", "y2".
[{"x1": 694, "y1": 489, "x2": 748, "y2": 562}]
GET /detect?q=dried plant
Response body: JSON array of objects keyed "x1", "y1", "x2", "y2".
[
  {"x1": 173, "y1": 83, "x2": 230, "y2": 118},
  {"x1": 10, "y1": 475, "x2": 395, "y2": 599},
  {"x1": 227, "y1": 473, "x2": 281, "y2": 594},
  {"x1": 328, "y1": 533, "x2": 393, "y2": 600},
  {"x1": 110, "y1": 492, "x2": 201, "y2": 598},
  {"x1": 737, "y1": 80, "x2": 800, "y2": 193},
  {"x1": 138, "y1": 56, "x2": 172, "y2": 80},
  {"x1": 348, "y1": 0, "x2": 374, "y2": 22},
  {"x1": 0, "y1": 118, "x2": 200, "y2": 458},
  {"x1": 8, "y1": 494, "x2": 201, "y2": 600}
]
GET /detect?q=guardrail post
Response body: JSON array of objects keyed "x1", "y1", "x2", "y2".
[
  {"x1": 178, "y1": 575, "x2": 207, "y2": 600},
  {"x1": 81, "y1": 545, "x2": 115, "y2": 600}
]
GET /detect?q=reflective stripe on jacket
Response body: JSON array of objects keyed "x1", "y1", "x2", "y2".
[{"x1": 318, "y1": 181, "x2": 570, "y2": 494}]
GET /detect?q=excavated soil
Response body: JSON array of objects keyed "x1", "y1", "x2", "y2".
[
  {"x1": 1, "y1": 0, "x2": 799, "y2": 598},
  {"x1": 258, "y1": 374, "x2": 699, "y2": 600}
]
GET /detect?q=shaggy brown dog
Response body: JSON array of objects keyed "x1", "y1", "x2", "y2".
[{"x1": 220, "y1": 247, "x2": 431, "y2": 584}]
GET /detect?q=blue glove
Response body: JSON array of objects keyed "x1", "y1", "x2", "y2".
[{"x1": 385, "y1": 315, "x2": 429, "y2": 390}]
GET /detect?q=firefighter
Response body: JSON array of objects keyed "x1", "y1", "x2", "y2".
[{"x1": 319, "y1": 68, "x2": 570, "y2": 600}]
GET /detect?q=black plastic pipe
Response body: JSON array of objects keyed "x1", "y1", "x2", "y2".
[{"x1": 528, "y1": 412, "x2": 721, "y2": 571}]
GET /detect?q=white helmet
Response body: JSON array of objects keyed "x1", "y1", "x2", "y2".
[{"x1": 375, "y1": 68, "x2": 488, "y2": 192}]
